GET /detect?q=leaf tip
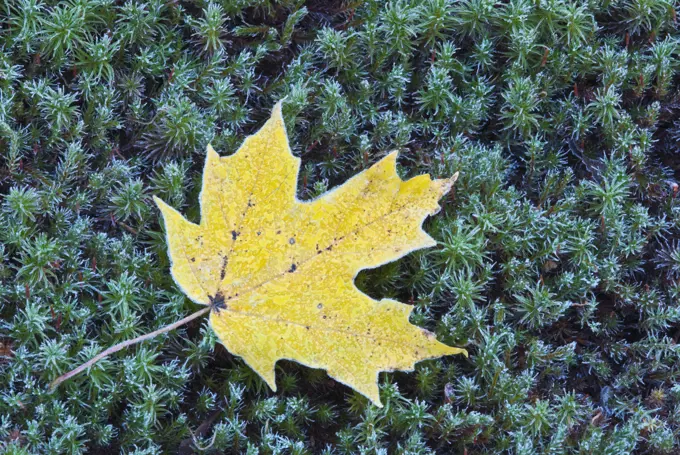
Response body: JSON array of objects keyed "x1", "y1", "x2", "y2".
[
  {"x1": 436, "y1": 172, "x2": 460, "y2": 198},
  {"x1": 206, "y1": 143, "x2": 219, "y2": 161},
  {"x1": 261, "y1": 370, "x2": 278, "y2": 393},
  {"x1": 380, "y1": 150, "x2": 400, "y2": 176},
  {"x1": 446, "y1": 346, "x2": 468, "y2": 358},
  {"x1": 152, "y1": 195, "x2": 165, "y2": 208},
  {"x1": 420, "y1": 230, "x2": 438, "y2": 249},
  {"x1": 450, "y1": 171, "x2": 460, "y2": 184},
  {"x1": 271, "y1": 99, "x2": 285, "y2": 126},
  {"x1": 152, "y1": 196, "x2": 176, "y2": 222},
  {"x1": 363, "y1": 384, "x2": 383, "y2": 408}
]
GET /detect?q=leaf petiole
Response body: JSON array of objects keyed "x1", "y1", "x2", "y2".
[{"x1": 49, "y1": 306, "x2": 211, "y2": 391}]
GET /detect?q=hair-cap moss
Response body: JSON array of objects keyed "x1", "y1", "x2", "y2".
[{"x1": 2, "y1": 0, "x2": 680, "y2": 452}]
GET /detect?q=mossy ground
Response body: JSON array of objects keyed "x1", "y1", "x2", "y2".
[{"x1": 2, "y1": 1, "x2": 680, "y2": 454}]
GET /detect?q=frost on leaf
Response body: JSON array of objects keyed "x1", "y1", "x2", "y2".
[{"x1": 154, "y1": 102, "x2": 467, "y2": 407}]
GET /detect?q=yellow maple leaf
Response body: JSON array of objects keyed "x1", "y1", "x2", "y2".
[{"x1": 153, "y1": 102, "x2": 467, "y2": 406}]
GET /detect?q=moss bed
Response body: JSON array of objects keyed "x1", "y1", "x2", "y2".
[{"x1": 2, "y1": 0, "x2": 680, "y2": 453}]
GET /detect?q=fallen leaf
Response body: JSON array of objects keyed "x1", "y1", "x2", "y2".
[{"x1": 154, "y1": 102, "x2": 466, "y2": 406}]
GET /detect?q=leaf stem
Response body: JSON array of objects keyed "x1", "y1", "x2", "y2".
[{"x1": 49, "y1": 306, "x2": 211, "y2": 391}]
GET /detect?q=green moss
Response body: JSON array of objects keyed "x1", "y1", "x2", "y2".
[{"x1": 2, "y1": 0, "x2": 680, "y2": 453}]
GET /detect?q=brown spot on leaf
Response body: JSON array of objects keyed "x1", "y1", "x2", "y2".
[{"x1": 220, "y1": 256, "x2": 228, "y2": 280}]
